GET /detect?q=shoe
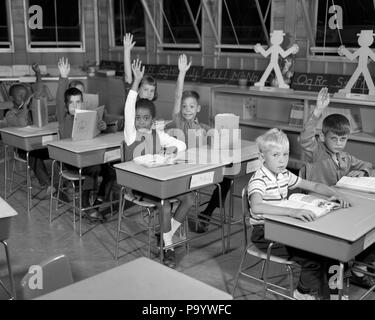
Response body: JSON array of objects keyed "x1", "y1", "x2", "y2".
[
  {"x1": 330, "y1": 294, "x2": 349, "y2": 300},
  {"x1": 36, "y1": 185, "x2": 56, "y2": 200},
  {"x1": 188, "y1": 219, "x2": 208, "y2": 233},
  {"x1": 85, "y1": 208, "x2": 105, "y2": 223},
  {"x1": 46, "y1": 185, "x2": 56, "y2": 196},
  {"x1": 163, "y1": 249, "x2": 176, "y2": 268},
  {"x1": 293, "y1": 289, "x2": 316, "y2": 300},
  {"x1": 350, "y1": 273, "x2": 375, "y2": 289}
]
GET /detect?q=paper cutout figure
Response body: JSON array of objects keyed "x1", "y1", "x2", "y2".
[
  {"x1": 338, "y1": 30, "x2": 375, "y2": 96},
  {"x1": 254, "y1": 30, "x2": 299, "y2": 89}
]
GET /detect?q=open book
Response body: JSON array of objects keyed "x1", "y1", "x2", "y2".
[
  {"x1": 269, "y1": 193, "x2": 341, "y2": 218},
  {"x1": 336, "y1": 176, "x2": 375, "y2": 194},
  {"x1": 72, "y1": 109, "x2": 98, "y2": 141},
  {"x1": 133, "y1": 154, "x2": 188, "y2": 168}
]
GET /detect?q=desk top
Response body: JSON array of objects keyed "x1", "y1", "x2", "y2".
[
  {"x1": 0, "y1": 122, "x2": 58, "y2": 138},
  {"x1": 36, "y1": 257, "x2": 232, "y2": 300},
  {"x1": 47, "y1": 132, "x2": 123, "y2": 153},
  {"x1": 264, "y1": 189, "x2": 375, "y2": 243},
  {"x1": 0, "y1": 197, "x2": 18, "y2": 218}
]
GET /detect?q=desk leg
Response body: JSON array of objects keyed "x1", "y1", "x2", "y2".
[
  {"x1": 115, "y1": 187, "x2": 125, "y2": 260},
  {"x1": 160, "y1": 199, "x2": 164, "y2": 264},
  {"x1": 26, "y1": 151, "x2": 32, "y2": 214},
  {"x1": 217, "y1": 183, "x2": 225, "y2": 255},
  {"x1": 4, "y1": 144, "x2": 7, "y2": 200},
  {"x1": 79, "y1": 168, "x2": 82, "y2": 237},
  {"x1": 226, "y1": 179, "x2": 235, "y2": 252},
  {"x1": 49, "y1": 160, "x2": 56, "y2": 224},
  {"x1": 263, "y1": 242, "x2": 274, "y2": 299}
]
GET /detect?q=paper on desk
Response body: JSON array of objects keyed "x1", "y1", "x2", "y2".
[{"x1": 104, "y1": 148, "x2": 121, "y2": 163}]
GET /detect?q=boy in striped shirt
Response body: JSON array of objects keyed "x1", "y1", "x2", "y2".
[{"x1": 247, "y1": 128, "x2": 350, "y2": 300}]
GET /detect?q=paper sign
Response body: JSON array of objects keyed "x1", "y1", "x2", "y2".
[
  {"x1": 104, "y1": 148, "x2": 121, "y2": 163},
  {"x1": 364, "y1": 229, "x2": 375, "y2": 250},
  {"x1": 246, "y1": 159, "x2": 261, "y2": 174},
  {"x1": 190, "y1": 171, "x2": 215, "y2": 189},
  {"x1": 42, "y1": 134, "x2": 57, "y2": 146}
]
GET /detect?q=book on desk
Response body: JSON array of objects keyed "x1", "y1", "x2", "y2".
[
  {"x1": 336, "y1": 176, "x2": 375, "y2": 194},
  {"x1": 71, "y1": 105, "x2": 104, "y2": 141}
]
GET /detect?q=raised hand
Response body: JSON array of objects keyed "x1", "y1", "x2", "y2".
[
  {"x1": 131, "y1": 59, "x2": 145, "y2": 82},
  {"x1": 315, "y1": 87, "x2": 330, "y2": 115},
  {"x1": 178, "y1": 54, "x2": 192, "y2": 73},
  {"x1": 123, "y1": 33, "x2": 136, "y2": 51},
  {"x1": 58, "y1": 57, "x2": 70, "y2": 78}
]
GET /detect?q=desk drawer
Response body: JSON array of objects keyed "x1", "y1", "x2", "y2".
[
  {"x1": 115, "y1": 166, "x2": 224, "y2": 199},
  {"x1": 2, "y1": 132, "x2": 58, "y2": 151}
]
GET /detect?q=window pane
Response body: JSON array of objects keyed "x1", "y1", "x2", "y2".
[
  {"x1": 162, "y1": 0, "x2": 201, "y2": 44},
  {"x1": 221, "y1": 0, "x2": 270, "y2": 45},
  {"x1": 28, "y1": 0, "x2": 81, "y2": 47},
  {"x1": 0, "y1": 0, "x2": 9, "y2": 44},
  {"x1": 316, "y1": 0, "x2": 375, "y2": 48},
  {"x1": 113, "y1": 0, "x2": 145, "y2": 47}
]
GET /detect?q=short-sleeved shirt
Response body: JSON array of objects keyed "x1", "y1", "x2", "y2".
[{"x1": 247, "y1": 165, "x2": 302, "y2": 224}]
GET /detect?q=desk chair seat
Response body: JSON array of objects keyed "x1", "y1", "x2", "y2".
[{"x1": 232, "y1": 187, "x2": 299, "y2": 300}]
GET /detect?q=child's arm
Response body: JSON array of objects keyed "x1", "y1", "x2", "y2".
[
  {"x1": 124, "y1": 59, "x2": 144, "y2": 146},
  {"x1": 158, "y1": 131, "x2": 187, "y2": 153},
  {"x1": 249, "y1": 192, "x2": 316, "y2": 222},
  {"x1": 297, "y1": 178, "x2": 351, "y2": 208},
  {"x1": 5, "y1": 107, "x2": 29, "y2": 127},
  {"x1": 56, "y1": 58, "x2": 70, "y2": 124},
  {"x1": 300, "y1": 87, "x2": 329, "y2": 161},
  {"x1": 347, "y1": 155, "x2": 373, "y2": 177},
  {"x1": 173, "y1": 54, "x2": 191, "y2": 117},
  {"x1": 31, "y1": 63, "x2": 44, "y2": 97},
  {"x1": 123, "y1": 33, "x2": 135, "y2": 85}
]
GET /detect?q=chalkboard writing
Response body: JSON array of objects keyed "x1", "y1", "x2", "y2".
[
  {"x1": 291, "y1": 72, "x2": 330, "y2": 92},
  {"x1": 202, "y1": 69, "x2": 232, "y2": 83},
  {"x1": 226, "y1": 69, "x2": 264, "y2": 85},
  {"x1": 329, "y1": 75, "x2": 375, "y2": 94}
]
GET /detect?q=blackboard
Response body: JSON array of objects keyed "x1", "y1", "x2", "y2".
[
  {"x1": 291, "y1": 72, "x2": 331, "y2": 92},
  {"x1": 201, "y1": 68, "x2": 232, "y2": 84},
  {"x1": 329, "y1": 75, "x2": 375, "y2": 94},
  {"x1": 226, "y1": 69, "x2": 264, "y2": 85}
]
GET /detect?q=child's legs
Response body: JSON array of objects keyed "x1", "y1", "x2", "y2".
[
  {"x1": 202, "y1": 178, "x2": 232, "y2": 218},
  {"x1": 174, "y1": 192, "x2": 195, "y2": 223},
  {"x1": 81, "y1": 165, "x2": 101, "y2": 191},
  {"x1": 356, "y1": 243, "x2": 375, "y2": 267},
  {"x1": 29, "y1": 149, "x2": 51, "y2": 187},
  {"x1": 156, "y1": 199, "x2": 172, "y2": 233},
  {"x1": 98, "y1": 163, "x2": 117, "y2": 200}
]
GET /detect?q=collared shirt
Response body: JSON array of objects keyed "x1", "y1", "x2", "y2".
[{"x1": 247, "y1": 165, "x2": 302, "y2": 224}]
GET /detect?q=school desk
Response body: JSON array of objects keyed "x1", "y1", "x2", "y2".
[
  {"x1": 263, "y1": 189, "x2": 375, "y2": 300},
  {"x1": 0, "y1": 122, "x2": 58, "y2": 214},
  {"x1": 36, "y1": 257, "x2": 232, "y2": 300},
  {"x1": 47, "y1": 132, "x2": 124, "y2": 236},
  {"x1": 114, "y1": 158, "x2": 228, "y2": 262}
]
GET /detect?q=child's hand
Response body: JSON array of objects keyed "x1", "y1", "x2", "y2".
[
  {"x1": 327, "y1": 195, "x2": 351, "y2": 208},
  {"x1": 347, "y1": 170, "x2": 366, "y2": 178},
  {"x1": 178, "y1": 54, "x2": 191, "y2": 73},
  {"x1": 97, "y1": 120, "x2": 107, "y2": 131},
  {"x1": 58, "y1": 57, "x2": 70, "y2": 78},
  {"x1": 31, "y1": 63, "x2": 41, "y2": 75},
  {"x1": 123, "y1": 33, "x2": 136, "y2": 51},
  {"x1": 289, "y1": 208, "x2": 316, "y2": 222},
  {"x1": 131, "y1": 59, "x2": 145, "y2": 82},
  {"x1": 315, "y1": 87, "x2": 329, "y2": 116}
]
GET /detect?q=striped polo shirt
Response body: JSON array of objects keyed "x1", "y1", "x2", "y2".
[{"x1": 247, "y1": 165, "x2": 302, "y2": 224}]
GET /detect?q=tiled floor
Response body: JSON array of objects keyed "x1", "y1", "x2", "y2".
[{"x1": 0, "y1": 144, "x2": 373, "y2": 300}]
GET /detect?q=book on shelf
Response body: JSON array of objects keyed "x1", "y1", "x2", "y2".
[
  {"x1": 289, "y1": 103, "x2": 304, "y2": 127},
  {"x1": 336, "y1": 176, "x2": 375, "y2": 194},
  {"x1": 269, "y1": 193, "x2": 341, "y2": 218}
]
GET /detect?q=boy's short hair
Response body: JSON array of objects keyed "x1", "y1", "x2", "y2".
[
  {"x1": 64, "y1": 87, "x2": 83, "y2": 105},
  {"x1": 136, "y1": 98, "x2": 156, "y2": 118},
  {"x1": 140, "y1": 75, "x2": 158, "y2": 101},
  {"x1": 322, "y1": 114, "x2": 350, "y2": 136},
  {"x1": 182, "y1": 90, "x2": 200, "y2": 103},
  {"x1": 256, "y1": 128, "x2": 289, "y2": 152},
  {"x1": 9, "y1": 83, "x2": 28, "y2": 98},
  {"x1": 69, "y1": 80, "x2": 85, "y2": 90}
]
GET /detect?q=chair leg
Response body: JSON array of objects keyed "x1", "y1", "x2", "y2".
[
  {"x1": 147, "y1": 208, "x2": 152, "y2": 258},
  {"x1": 72, "y1": 181, "x2": 76, "y2": 228},
  {"x1": 1, "y1": 240, "x2": 16, "y2": 299},
  {"x1": 232, "y1": 245, "x2": 249, "y2": 297},
  {"x1": 286, "y1": 265, "x2": 294, "y2": 298},
  {"x1": 259, "y1": 260, "x2": 266, "y2": 280},
  {"x1": 9, "y1": 157, "x2": 15, "y2": 194},
  {"x1": 115, "y1": 187, "x2": 125, "y2": 260},
  {"x1": 263, "y1": 242, "x2": 274, "y2": 299}
]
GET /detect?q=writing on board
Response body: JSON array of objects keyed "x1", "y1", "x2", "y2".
[{"x1": 291, "y1": 72, "x2": 330, "y2": 92}]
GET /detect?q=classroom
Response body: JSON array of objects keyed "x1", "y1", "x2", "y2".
[{"x1": 1, "y1": 0, "x2": 375, "y2": 305}]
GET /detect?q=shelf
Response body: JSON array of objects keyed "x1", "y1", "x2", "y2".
[{"x1": 240, "y1": 119, "x2": 302, "y2": 133}]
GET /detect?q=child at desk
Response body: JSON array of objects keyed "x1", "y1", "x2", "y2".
[
  {"x1": 124, "y1": 59, "x2": 194, "y2": 268},
  {"x1": 123, "y1": 33, "x2": 157, "y2": 101},
  {"x1": 5, "y1": 63, "x2": 55, "y2": 198},
  {"x1": 56, "y1": 58, "x2": 115, "y2": 221},
  {"x1": 300, "y1": 88, "x2": 375, "y2": 289},
  {"x1": 248, "y1": 128, "x2": 350, "y2": 300},
  {"x1": 167, "y1": 54, "x2": 232, "y2": 234}
]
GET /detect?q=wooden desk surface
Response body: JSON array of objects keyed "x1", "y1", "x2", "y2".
[
  {"x1": 264, "y1": 189, "x2": 375, "y2": 243},
  {"x1": 47, "y1": 131, "x2": 123, "y2": 153},
  {"x1": 0, "y1": 122, "x2": 58, "y2": 138},
  {"x1": 36, "y1": 257, "x2": 232, "y2": 300}
]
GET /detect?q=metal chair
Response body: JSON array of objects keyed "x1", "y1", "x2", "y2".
[
  {"x1": 20, "y1": 254, "x2": 73, "y2": 299},
  {"x1": 232, "y1": 187, "x2": 299, "y2": 300}
]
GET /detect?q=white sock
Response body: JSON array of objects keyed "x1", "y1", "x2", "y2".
[
  {"x1": 163, "y1": 219, "x2": 181, "y2": 247},
  {"x1": 353, "y1": 265, "x2": 366, "y2": 277},
  {"x1": 170, "y1": 218, "x2": 181, "y2": 236}
]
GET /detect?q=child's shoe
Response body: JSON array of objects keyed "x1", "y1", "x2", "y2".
[{"x1": 293, "y1": 289, "x2": 317, "y2": 300}]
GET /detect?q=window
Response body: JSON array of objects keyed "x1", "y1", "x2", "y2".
[
  {"x1": 0, "y1": 0, "x2": 13, "y2": 51},
  {"x1": 110, "y1": 0, "x2": 146, "y2": 48},
  {"x1": 314, "y1": 0, "x2": 375, "y2": 54},
  {"x1": 219, "y1": 0, "x2": 271, "y2": 52},
  {"x1": 162, "y1": 0, "x2": 202, "y2": 49},
  {"x1": 24, "y1": 0, "x2": 84, "y2": 52}
]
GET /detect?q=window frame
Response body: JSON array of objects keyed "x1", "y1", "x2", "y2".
[
  {"x1": 108, "y1": 0, "x2": 146, "y2": 51},
  {"x1": 0, "y1": 0, "x2": 14, "y2": 53},
  {"x1": 23, "y1": 0, "x2": 86, "y2": 53}
]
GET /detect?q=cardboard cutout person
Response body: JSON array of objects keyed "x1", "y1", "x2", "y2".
[
  {"x1": 338, "y1": 30, "x2": 375, "y2": 95},
  {"x1": 254, "y1": 30, "x2": 299, "y2": 88}
]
